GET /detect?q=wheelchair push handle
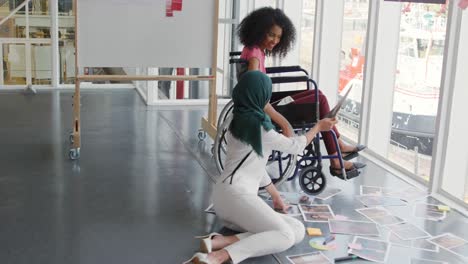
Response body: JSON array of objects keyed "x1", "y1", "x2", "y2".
[
  {"x1": 270, "y1": 76, "x2": 310, "y2": 84},
  {"x1": 266, "y1": 66, "x2": 308, "y2": 75}
]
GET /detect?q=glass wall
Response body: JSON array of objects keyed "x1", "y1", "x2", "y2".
[
  {"x1": 58, "y1": 0, "x2": 75, "y2": 84},
  {"x1": 387, "y1": 2, "x2": 447, "y2": 181},
  {"x1": 336, "y1": 0, "x2": 369, "y2": 143},
  {"x1": 298, "y1": 0, "x2": 316, "y2": 72},
  {"x1": 2, "y1": 43, "x2": 26, "y2": 85},
  {"x1": 0, "y1": 0, "x2": 52, "y2": 86}
]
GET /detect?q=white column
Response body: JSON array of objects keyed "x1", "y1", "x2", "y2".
[
  {"x1": 313, "y1": 0, "x2": 344, "y2": 103},
  {"x1": 360, "y1": 0, "x2": 401, "y2": 157},
  {"x1": 50, "y1": 0, "x2": 59, "y2": 87},
  {"x1": 430, "y1": 3, "x2": 468, "y2": 205}
]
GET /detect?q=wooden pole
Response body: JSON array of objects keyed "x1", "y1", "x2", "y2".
[{"x1": 201, "y1": 0, "x2": 219, "y2": 139}]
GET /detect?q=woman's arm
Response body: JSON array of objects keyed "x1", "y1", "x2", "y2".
[
  {"x1": 262, "y1": 118, "x2": 338, "y2": 155},
  {"x1": 264, "y1": 183, "x2": 290, "y2": 213},
  {"x1": 264, "y1": 103, "x2": 294, "y2": 137},
  {"x1": 248, "y1": 57, "x2": 260, "y2": 71}
]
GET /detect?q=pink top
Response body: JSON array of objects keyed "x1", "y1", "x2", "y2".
[{"x1": 240, "y1": 46, "x2": 266, "y2": 73}]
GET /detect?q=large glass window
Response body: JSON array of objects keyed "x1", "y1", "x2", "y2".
[
  {"x1": 2, "y1": 43, "x2": 26, "y2": 85},
  {"x1": 388, "y1": 2, "x2": 447, "y2": 181},
  {"x1": 298, "y1": 0, "x2": 316, "y2": 72},
  {"x1": 336, "y1": 0, "x2": 369, "y2": 142},
  {"x1": 58, "y1": 0, "x2": 75, "y2": 84}
]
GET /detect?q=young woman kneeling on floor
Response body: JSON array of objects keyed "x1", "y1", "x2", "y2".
[{"x1": 184, "y1": 71, "x2": 337, "y2": 264}]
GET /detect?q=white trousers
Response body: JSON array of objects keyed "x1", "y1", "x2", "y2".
[{"x1": 213, "y1": 188, "x2": 305, "y2": 264}]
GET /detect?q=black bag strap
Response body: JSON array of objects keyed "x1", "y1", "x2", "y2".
[{"x1": 222, "y1": 150, "x2": 253, "y2": 184}]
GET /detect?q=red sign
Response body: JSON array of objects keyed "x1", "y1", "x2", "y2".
[{"x1": 166, "y1": 0, "x2": 183, "y2": 17}]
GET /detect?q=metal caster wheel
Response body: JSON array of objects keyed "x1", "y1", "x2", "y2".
[
  {"x1": 69, "y1": 133, "x2": 74, "y2": 144},
  {"x1": 69, "y1": 148, "x2": 80, "y2": 160},
  {"x1": 299, "y1": 166, "x2": 326, "y2": 195},
  {"x1": 298, "y1": 144, "x2": 317, "y2": 169},
  {"x1": 198, "y1": 130, "x2": 207, "y2": 141}
]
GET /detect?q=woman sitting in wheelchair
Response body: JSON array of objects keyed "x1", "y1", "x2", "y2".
[{"x1": 237, "y1": 7, "x2": 366, "y2": 177}]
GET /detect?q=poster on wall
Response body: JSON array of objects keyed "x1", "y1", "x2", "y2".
[{"x1": 384, "y1": 0, "x2": 446, "y2": 3}]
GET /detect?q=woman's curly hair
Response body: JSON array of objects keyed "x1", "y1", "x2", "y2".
[{"x1": 237, "y1": 7, "x2": 296, "y2": 58}]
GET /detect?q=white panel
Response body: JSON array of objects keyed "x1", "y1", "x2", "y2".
[
  {"x1": 366, "y1": 1, "x2": 401, "y2": 156},
  {"x1": 441, "y1": 9, "x2": 468, "y2": 200},
  {"x1": 77, "y1": 0, "x2": 214, "y2": 68}
]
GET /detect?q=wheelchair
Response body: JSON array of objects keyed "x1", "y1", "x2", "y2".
[{"x1": 213, "y1": 52, "x2": 352, "y2": 195}]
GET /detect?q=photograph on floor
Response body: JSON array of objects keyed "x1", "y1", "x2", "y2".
[
  {"x1": 348, "y1": 236, "x2": 390, "y2": 263},
  {"x1": 410, "y1": 258, "x2": 448, "y2": 264},
  {"x1": 387, "y1": 223, "x2": 431, "y2": 241},
  {"x1": 427, "y1": 233, "x2": 468, "y2": 259},
  {"x1": 413, "y1": 203, "x2": 447, "y2": 221},
  {"x1": 357, "y1": 195, "x2": 407, "y2": 207},
  {"x1": 286, "y1": 251, "x2": 333, "y2": 264},
  {"x1": 356, "y1": 207, "x2": 405, "y2": 226},
  {"x1": 329, "y1": 219, "x2": 381, "y2": 236},
  {"x1": 314, "y1": 188, "x2": 342, "y2": 200},
  {"x1": 388, "y1": 232, "x2": 439, "y2": 252},
  {"x1": 299, "y1": 204, "x2": 335, "y2": 222}
]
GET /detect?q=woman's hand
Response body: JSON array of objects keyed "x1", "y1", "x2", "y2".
[
  {"x1": 272, "y1": 196, "x2": 290, "y2": 214},
  {"x1": 317, "y1": 118, "x2": 338, "y2": 132}
]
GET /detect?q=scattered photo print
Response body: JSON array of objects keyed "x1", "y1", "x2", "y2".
[
  {"x1": 356, "y1": 207, "x2": 405, "y2": 226},
  {"x1": 286, "y1": 251, "x2": 333, "y2": 264},
  {"x1": 357, "y1": 195, "x2": 407, "y2": 207},
  {"x1": 413, "y1": 203, "x2": 446, "y2": 221},
  {"x1": 348, "y1": 236, "x2": 390, "y2": 263},
  {"x1": 299, "y1": 204, "x2": 335, "y2": 223},
  {"x1": 410, "y1": 258, "x2": 447, "y2": 264},
  {"x1": 427, "y1": 233, "x2": 468, "y2": 259},
  {"x1": 329, "y1": 219, "x2": 380, "y2": 236},
  {"x1": 387, "y1": 223, "x2": 430, "y2": 241}
]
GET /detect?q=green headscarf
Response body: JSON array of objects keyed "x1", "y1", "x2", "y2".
[{"x1": 229, "y1": 71, "x2": 275, "y2": 156}]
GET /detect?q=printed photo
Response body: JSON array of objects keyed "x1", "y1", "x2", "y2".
[
  {"x1": 427, "y1": 233, "x2": 466, "y2": 249},
  {"x1": 348, "y1": 236, "x2": 390, "y2": 263},
  {"x1": 410, "y1": 258, "x2": 447, "y2": 264},
  {"x1": 286, "y1": 252, "x2": 332, "y2": 264},
  {"x1": 299, "y1": 204, "x2": 335, "y2": 223},
  {"x1": 356, "y1": 207, "x2": 405, "y2": 226},
  {"x1": 387, "y1": 223, "x2": 430, "y2": 241},
  {"x1": 357, "y1": 195, "x2": 407, "y2": 207},
  {"x1": 329, "y1": 219, "x2": 380, "y2": 236},
  {"x1": 413, "y1": 203, "x2": 446, "y2": 221},
  {"x1": 299, "y1": 204, "x2": 335, "y2": 222}
]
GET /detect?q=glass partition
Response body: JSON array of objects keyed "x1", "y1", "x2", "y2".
[
  {"x1": 388, "y1": 2, "x2": 447, "y2": 181},
  {"x1": 336, "y1": 0, "x2": 369, "y2": 143}
]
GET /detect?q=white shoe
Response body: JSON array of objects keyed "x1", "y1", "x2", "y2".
[
  {"x1": 182, "y1": 252, "x2": 211, "y2": 264},
  {"x1": 195, "y1": 232, "x2": 221, "y2": 253}
]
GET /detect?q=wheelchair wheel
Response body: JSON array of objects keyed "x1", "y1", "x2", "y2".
[
  {"x1": 214, "y1": 114, "x2": 296, "y2": 188},
  {"x1": 299, "y1": 166, "x2": 326, "y2": 195},
  {"x1": 216, "y1": 100, "x2": 234, "y2": 132},
  {"x1": 297, "y1": 143, "x2": 317, "y2": 169}
]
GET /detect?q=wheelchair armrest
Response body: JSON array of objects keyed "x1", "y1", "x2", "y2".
[
  {"x1": 229, "y1": 58, "x2": 248, "y2": 64},
  {"x1": 270, "y1": 76, "x2": 309, "y2": 84},
  {"x1": 229, "y1": 51, "x2": 242, "y2": 56},
  {"x1": 266, "y1": 66, "x2": 308, "y2": 75}
]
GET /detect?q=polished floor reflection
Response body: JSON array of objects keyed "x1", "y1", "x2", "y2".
[{"x1": 0, "y1": 90, "x2": 466, "y2": 264}]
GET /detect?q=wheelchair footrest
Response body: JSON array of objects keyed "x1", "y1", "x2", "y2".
[{"x1": 329, "y1": 167, "x2": 360, "y2": 181}]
